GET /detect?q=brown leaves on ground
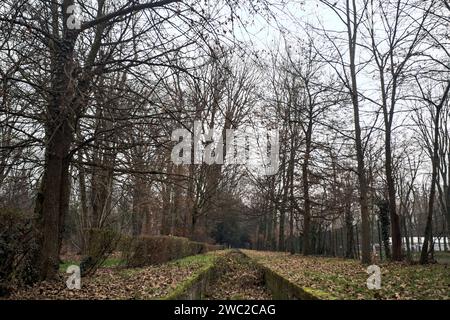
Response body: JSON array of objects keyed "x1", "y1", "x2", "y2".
[
  {"x1": 8, "y1": 254, "x2": 218, "y2": 300},
  {"x1": 242, "y1": 249, "x2": 450, "y2": 300},
  {"x1": 205, "y1": 250, "x2": 272, "y2": 300}
]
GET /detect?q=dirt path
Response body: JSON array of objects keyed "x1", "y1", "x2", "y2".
[{"x1": 205, "y1": 250, "x2": 272, "y2": 300}]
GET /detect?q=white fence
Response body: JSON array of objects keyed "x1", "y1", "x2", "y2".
[{"x1": 373, "y1": 237, "x2": 449, "y2": 252}]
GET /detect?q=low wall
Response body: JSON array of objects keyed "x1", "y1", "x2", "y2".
[
  {"x1": 240, "y1": 250, "x2": 333, "y2": 300},
  {"x1": 164, "y1": 257, "x2": 221, "y2": 300}
]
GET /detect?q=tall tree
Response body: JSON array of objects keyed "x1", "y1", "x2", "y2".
[{"x1": 319, "y1": 0, "x2": 372, "y2": 264}]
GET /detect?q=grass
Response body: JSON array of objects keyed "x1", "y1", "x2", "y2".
[
  {"x1": 170, "y1": 252, "x2": 217, "y2": 268},
  {"x1": 411, "y1": 251, "x2": 450, "y2": 264},
  {"x1": 434, "y1": 251, "x2": 450, "y2": 264},
  {"x1": 59, "y1": 257, "x2": 125, "y2": 272}
]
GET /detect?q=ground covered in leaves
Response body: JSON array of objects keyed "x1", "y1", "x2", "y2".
[
  {"x1": 8, "y1": 253, "x2": 221, "y2": 300},
  {"x1": 205, "y1": 250, "x2": 272, "y2": 300},
  {"x1": 242, "y1": 250, "x2": 450, "y2": 300}
]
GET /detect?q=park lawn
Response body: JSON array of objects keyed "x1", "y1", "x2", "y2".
[
  {"x1": 242, "y1": 249, "x2": 450, "y2": 300},
  {"x1": 10, "y1": 251, "x2": 225, "y2": 300},
  {"x1": 411, "y1": 251, "x2": 450, "y2": 265}
]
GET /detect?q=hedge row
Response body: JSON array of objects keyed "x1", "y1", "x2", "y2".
[{"x1": 120, "y1": 236, "x2": 223, "y2": 268}]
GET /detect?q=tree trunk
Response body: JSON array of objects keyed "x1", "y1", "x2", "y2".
[
  {"x1": 377, "y1": 199, "x2": 391, "y2": 260},
  {"x1": 302, "y1": 120, "x2": 312, "y2": 255},
  {"x1": 34, "y1": 23, "x2": 79, "y2": 280},
  {"x1": 402, "y1": 216, "x2": 411, "y2": 261},
  {"x1": 278, "y1": 161, "x2": 288, "y2": 251},
  {"x1": 384, "y1": 122, "x2": 402, "y2": 260},
  {"x1": 346, "y1": 0, "x2": 371, "y2": 264},
  {"x1": 35, "y1": 123, "x2": 74, "y2": 280},
  {"x1": 420, "y1": 83, "x2": 450, "y2": 264},
  {"x1": 345, "y1": 206, "x2": 355, "y2": 258}
]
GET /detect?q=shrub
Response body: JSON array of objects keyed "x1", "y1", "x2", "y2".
[
  {"x1": 80, "y1": 228, "x2": 120, "y2": 276},
  {"x1": 0, "y1": 208, "x2": 36, "y2": 295}
]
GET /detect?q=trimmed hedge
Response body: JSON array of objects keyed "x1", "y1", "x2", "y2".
[
  {"x1": 121, "y1": 236, "x2": 222, "y2": 268},
  {"x1": 205, "y1": 244, "x2": 225, "y2": 251}
]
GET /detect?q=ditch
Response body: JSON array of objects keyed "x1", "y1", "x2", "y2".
[{"x1": 204, "y1": 250, "x2": 272, "y2": 300}]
